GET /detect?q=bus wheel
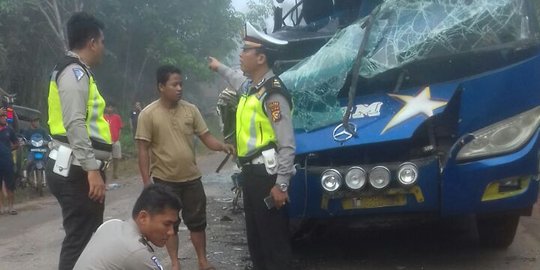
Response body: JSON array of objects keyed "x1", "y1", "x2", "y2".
[{"x1": 476, "y1": 214, "x2": 519, "y2": 249}]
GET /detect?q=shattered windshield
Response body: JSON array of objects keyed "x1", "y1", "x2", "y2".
[{"x1": 280, "y1": 0, "x2": 538, "y2": 132}]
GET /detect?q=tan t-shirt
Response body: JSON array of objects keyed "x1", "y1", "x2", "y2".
[{"x1": 136, "y1": 100, "x2": 209, "y2": 182}]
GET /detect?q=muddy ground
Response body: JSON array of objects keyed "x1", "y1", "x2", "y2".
[{"x1": 0, "y1": 153, "x2": 539, "y2": 270}]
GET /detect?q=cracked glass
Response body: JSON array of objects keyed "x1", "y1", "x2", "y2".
[{"x1": 280, "y1": 0, "x2": 538, "y2": 131}]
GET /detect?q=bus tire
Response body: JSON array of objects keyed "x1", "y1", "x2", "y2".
[{"x1": 476, "y1": 214, "x2": 520, "y2": 249}]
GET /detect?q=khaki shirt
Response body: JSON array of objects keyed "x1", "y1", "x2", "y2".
[
  {"x1": 56, "y1": 51, "x2": 105, "y2": 171},
  {"x1": 136, "y1": 100, "x2": 209, "y2": 182},
  {"x1": 73, "y1": 219, "x2": 163, "y2": 270}
]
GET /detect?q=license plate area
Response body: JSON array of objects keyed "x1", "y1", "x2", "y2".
[{"x1": 342, "y1": 194, "x2": 407, "y2": 210}]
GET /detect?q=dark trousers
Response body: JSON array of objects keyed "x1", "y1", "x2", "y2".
[
  {"x1": 242, "y1": 164, "x2": 291, "y2": 270},
  {"x1": 46, "y1": 160, "x2": 105, "y2": 270},
  {"x1": 0, "y1": 153, "x2": 15, "y2": 191},
  {"x1": 153, "y1": 177, "x2": 207, "y2": 232}
]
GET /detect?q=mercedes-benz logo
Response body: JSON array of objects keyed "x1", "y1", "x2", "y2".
[{"x1": 333, "y1": 123, "x2": 357, "y2": 142}]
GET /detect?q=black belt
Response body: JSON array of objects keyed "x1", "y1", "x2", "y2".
[
  {"x1": 240, "y1": 155, "x2": 265, "y2": 166},
  {"x1": 238, "y1": 144, "x2": 277, "y2": 165},
  {"x1": 52, "y1": 135, "x2": 112, "y2": 152}
]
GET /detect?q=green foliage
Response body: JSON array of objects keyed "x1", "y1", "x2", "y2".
[
  {"x1": 0, "y1": 0, "x2": 244, "y2": 118},
  {"x1": 119, "y1": 127, "x2": 136, "y2": 157},
  {"x1": 93, "y1": 0, "x2": 244, "y2": 115},
  {"x1": 244, "y1": 0, "x2": 274, "y2": 31}
]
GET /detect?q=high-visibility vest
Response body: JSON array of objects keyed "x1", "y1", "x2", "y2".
[
  {"x1": 236, "y1": 77, "x2": 291, "y2": 158},
  {"x1": 48, "y1": 56, "x2": 112, "y2": 146}
]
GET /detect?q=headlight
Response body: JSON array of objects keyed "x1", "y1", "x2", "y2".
[
  {"x1": 345, "y1": 167, "x2": 367, "y2": 190},
  {"x1": 321, "y1": 169, "x2": 342, "y2": 192},
  {"x1": 397, "y1": 162, "x2": 418, "y2": 186},
  {"x1": 369, "y1": 166, "x2": 391, "y2": 189},
  {"x1": 457, "y1": 106, "x2": 540, "y2": 161},
  {"x1": 31, "y1": 139, "x2": 44, "y2": 147}
]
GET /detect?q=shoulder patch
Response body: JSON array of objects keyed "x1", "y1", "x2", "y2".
[
  {"x1": 72, "y1": 68, "x2": 85, "y2": 81},
  {"x1": 151, "y1": 256, "x2": 164, "y2": 270},
  {"x1": 272, "y1": 78, "x2": 281, "y2": 88},
  {"x1": 267, "y1": 101, "x2": 281, "y2": 122}
]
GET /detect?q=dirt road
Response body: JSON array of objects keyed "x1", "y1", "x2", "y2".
[{"x1": 0, "y1": 153, "x2": 539, "y2": 270}]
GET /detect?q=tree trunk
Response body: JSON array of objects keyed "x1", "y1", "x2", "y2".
[
  {"x1": 35, "y1": 0, "x2": 68, "y2": 52},
  {"x1": 121, "y1": 31, "x2": 132, "y2": 113}
]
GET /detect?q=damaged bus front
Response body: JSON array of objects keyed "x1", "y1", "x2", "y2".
[{"x1": 273, "y1": 0, "x2": 540, "y2": 248}]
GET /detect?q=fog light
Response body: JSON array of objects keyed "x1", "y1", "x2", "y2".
[
  {"x1": 397, "y1": 162, "x2": 418, "y2": 186},
  {"x1": 498, "y1": 177, "x2": 521, "y2": 192},
  {"x1": 345, "y1": 167, "x2": 367, "y2": 190},
  {"x1": 321, "y1": 169, "x2": 342, "y2": 192},
  {"x1": 369, "y1": 166, "x2": 391, "y2": 189}
]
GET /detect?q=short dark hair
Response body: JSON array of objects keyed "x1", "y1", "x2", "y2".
[
  {"x1": 67, "y1": 12, "x2": 105, "y2": 50},
  {"x1": 255, "y1": 47, "x2": 277, "y2": 68},
  {"x1": 132, "y1": 184, "x2": 182, "y2": 218},
  {"x1": 156, "y1": 65, "x2": 182, "y2": 89}
]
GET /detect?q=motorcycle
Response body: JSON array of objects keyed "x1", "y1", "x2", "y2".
[
  {"x1": 22, "y1": 133, "x2": 49, "y2": 196},
  {"x1": 216, "y1": 87, "x2": 243, "y2": 212},
  {"x1": 230, "y1": 172, "x2": 243, "y2": 212}
]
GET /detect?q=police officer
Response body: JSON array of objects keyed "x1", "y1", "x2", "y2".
[
  {"x1": 212, "y1": 22, "x2": 296, "y2": 270},
  {"x1": 74, "y1": 184, "x2": 181, "y2": 270},
  {"x1": 46, "y1": 12, "x2": 112, "y2": 270}
]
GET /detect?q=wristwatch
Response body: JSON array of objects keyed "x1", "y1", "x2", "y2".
[{"x1": 276, "y1": 183, "x2": 288, "y2": 192}]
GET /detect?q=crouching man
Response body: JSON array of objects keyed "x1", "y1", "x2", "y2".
[{"x1": 74, "y1": 184, "x2": 181, "y2": 270}]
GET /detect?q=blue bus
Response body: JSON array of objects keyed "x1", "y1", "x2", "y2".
[{"x1": 266, "y1": 0, "x2": 540, "y2": 248}]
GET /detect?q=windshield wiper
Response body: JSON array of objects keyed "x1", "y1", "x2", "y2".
[{"x1": 342, "y1": 3, "x2": 383, "y2": 136}]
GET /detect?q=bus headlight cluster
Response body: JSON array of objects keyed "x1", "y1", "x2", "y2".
[
  {"x1": 320, "y1": 162, "x2": 419, "y2": 192},
  {"x1": 345, "y1": 167, "x2": 367, "y2": 190},
  {"x1": 397, "y1": 162, "x2": 418, "y2": 186},
  {"x1": 321, "y1": 169, "x2": 342, "y2": 192},
  {"x1": 369, "y1": 166, "x2": 391, "y2": 190}
]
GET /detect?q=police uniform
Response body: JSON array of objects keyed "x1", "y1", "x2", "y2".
[
  {"x1": 46, "y1": 51, "x2": 112, "y2": 270},
  {"x1": 235, "y1": 22, "x2": 296, "y2": 270},
  {"x1": 73, "y1": 219, "x2": 164, "y2": 270}
]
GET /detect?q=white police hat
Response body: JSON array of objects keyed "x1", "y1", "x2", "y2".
[{"x1": 244, "y1": 22, "x2": 288, "y2": 48}]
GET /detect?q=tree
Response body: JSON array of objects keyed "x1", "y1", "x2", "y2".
[
  {"x1": 244, "y1": 0, "x2": 274, "y2": 32},
  {"x1": 28, "y1": 0, "x2": 84, "y2": 51},
  {"x1": 94, "y1": 0, "x2": 243, "y2": 111},
  {"x1": 0, "y1": 0, "x2": 244, "y2": 117}
]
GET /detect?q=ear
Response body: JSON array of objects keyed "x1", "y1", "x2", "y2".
[
  {"x1": 158, "y1": 83, "x2": 165, "y2": 93},
  {"x1": 136, "y1": 210, "x2": 150, "y2": 225},
  {"x1": 256, "y1": 53, "x2": 266, "y2": 65},
  {"x1": 89, "y1": 38, "x2": 97, "y2": 50}
]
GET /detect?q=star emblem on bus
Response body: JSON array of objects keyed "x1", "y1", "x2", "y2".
[{"x1": 382, "y1": 86, "x2": 447, "y2": 134}]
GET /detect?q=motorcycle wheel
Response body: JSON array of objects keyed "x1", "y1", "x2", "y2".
[
  {"x1": 16, "y1": 175, "x2": 26, "y2": 189},
  {"x1": 36, "y1": 170, "x2": 43, "y2": 196},
  {"x1": 232, "y1": 187, "x2": 242, "y2": 212},
  {"x1": 42, "y1": 170, "x2": 47, "y2": 188}
]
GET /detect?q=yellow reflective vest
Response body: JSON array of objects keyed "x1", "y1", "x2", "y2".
[
  {"x1": 236, "y1": 77, "x2": 291, "y2": 158},
  {"x1": 48, "y1": 57, "x2": 112, "y2": 145}
]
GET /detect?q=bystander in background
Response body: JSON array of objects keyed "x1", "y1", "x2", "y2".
[
  {"x1": 130, "y1": 101, "x2": 142, "y2": 139},
  {"x1": 104, "y1": 103, "x2": 123, "y2": 179}
]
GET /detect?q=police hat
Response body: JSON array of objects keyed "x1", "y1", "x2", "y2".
[{"x1": 243, "y1": 22, "x2": 288, "y2": 51}]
